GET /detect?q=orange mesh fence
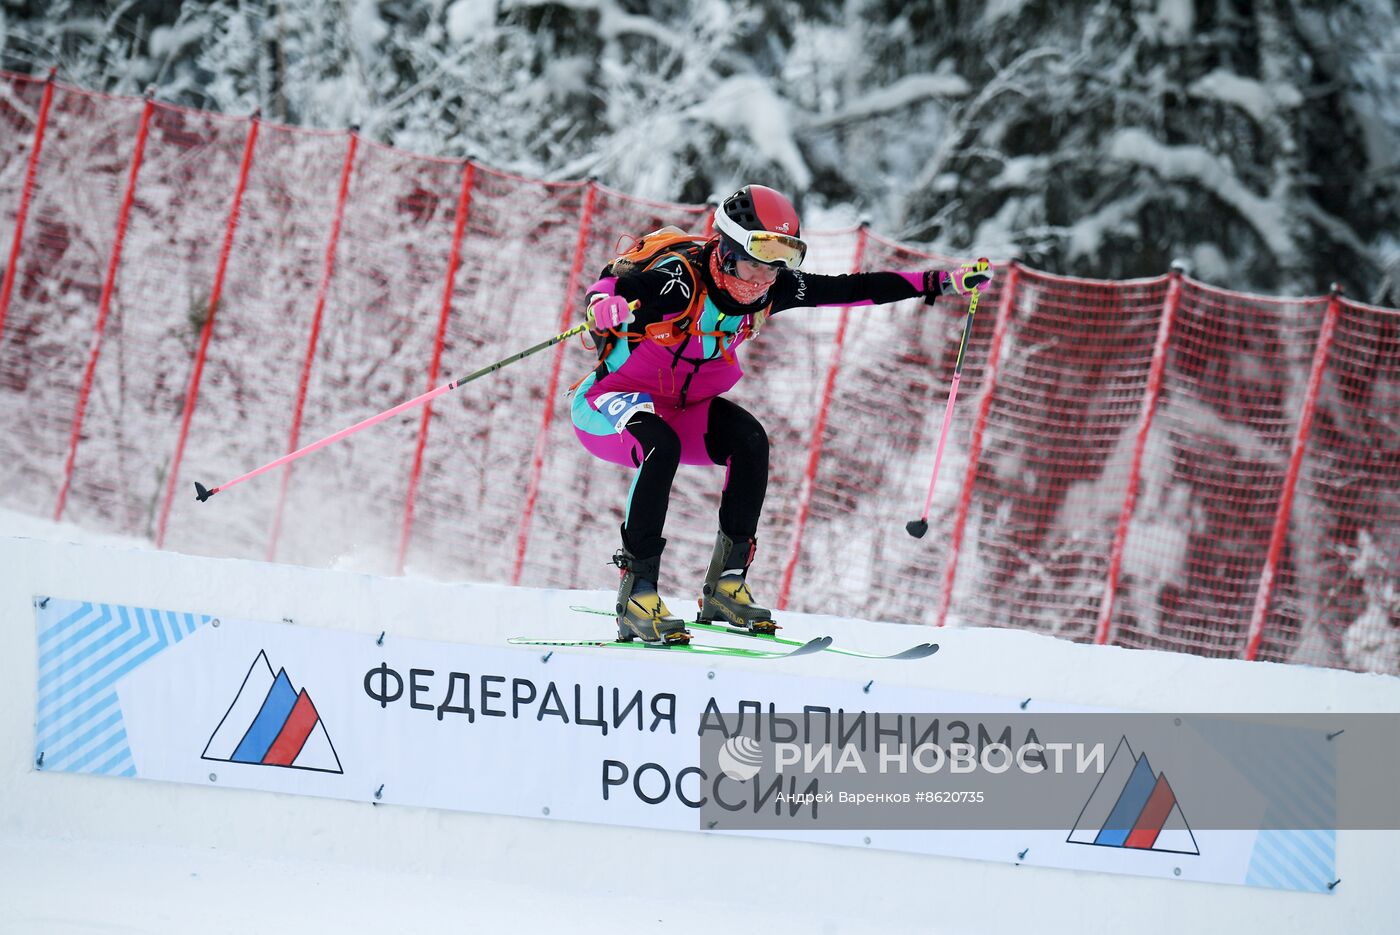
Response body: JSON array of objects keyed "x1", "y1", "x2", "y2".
[{"x1": 0, "y1": 72, "x2": 1395, "y2": 675}]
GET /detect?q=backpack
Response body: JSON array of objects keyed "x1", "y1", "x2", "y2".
[
  {"x1": 589, "y1": 226, "x2": 709, "y2": 350},
  {"x1": 604, "y1": 226, "x2": 707, "y2": 279},
  {"x1": 575, "y1": 225, "x2": 765, "y2": 389}
]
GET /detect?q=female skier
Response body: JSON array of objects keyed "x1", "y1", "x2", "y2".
[{"x1": 571, "y1": 184, "x2": 993, "y2": 644}]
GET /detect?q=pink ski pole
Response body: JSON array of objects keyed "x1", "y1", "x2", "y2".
[
  {"x1": 194, "y1": 318, "x2": 593, "y2": 503},
  {"x1": 907, "y1": 262, "x2": 987, "y2": 539}
]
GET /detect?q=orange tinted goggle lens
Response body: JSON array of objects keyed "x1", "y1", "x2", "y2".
[{"x1": 745, "y1": 232, "x2": 807, "y2": 268}]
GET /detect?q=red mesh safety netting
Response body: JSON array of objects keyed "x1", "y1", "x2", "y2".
[
  {"x1": 752, "y1": 227, "x2": 866, "y2": 608},
  {"x1": 948, "y1": 269, "x2": 1170, "y2": 640},
  {"x1": 1107, "y1": 282, "x2": 1327, "y2": 658},
  {"x1": 396, "y1": 168, "x2": 591, "y2": 584},
  {"x1": 1253, "y1": 298, "x2": 1400, "y2": 673},
  {"x1": 0, "y1": 71, "x2": 51, "y2": 478},
  {"x1": 156, "y1": 120, "x2": 356, "y2": 559},
  {"x1": 1, "y1": 72, "x2": 1396, "y2": 675},
  {"x1": 68, "y1": 103, "x2": 270, "y2": 543},
  {"x1": 0, "y1": 72, "x2": 48, "y2": 284},
  {"x1": 773, "y1": 231, "x2": 977, "y2": 624},
  {"x1": 0, "y1": 84, "x2": 146, "y2": 518}
]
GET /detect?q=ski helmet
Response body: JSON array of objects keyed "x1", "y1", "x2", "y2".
[{"x1": 713, "y1": 185, "x2": 807, "y2": 269}]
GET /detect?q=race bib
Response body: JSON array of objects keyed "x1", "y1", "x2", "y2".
[{"x1": 593, "y1": 391, "x2": 655, "y2": 434}]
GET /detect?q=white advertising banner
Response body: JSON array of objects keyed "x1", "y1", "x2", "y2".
[{"x1": 32, "y1": 598, "x2": 1335, "y2": 893}]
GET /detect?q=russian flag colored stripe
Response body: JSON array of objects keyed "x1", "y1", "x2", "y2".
[
  {"x1": 262, "y1": 690, "x2": 320, "y2": 766},
  {"x1": 232, "y1": 670, "x2": 298, "y2": 764},
  {"x1": 1095, "y1": 754, "x2": 1157, "y2": 847},
  {"x1": 1124, "y1": 774, "x2": 1177, "y2": 849}
]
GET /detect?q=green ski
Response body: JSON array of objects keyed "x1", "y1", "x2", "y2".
[
  {"x1": 567, "y1": 605, "x2": 939, "y2": 661},
  {"x1": 507, "y1": 634, "x2": 832, "y2": 659}
]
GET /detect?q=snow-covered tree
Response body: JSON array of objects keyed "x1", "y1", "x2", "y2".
[{"x1": 4, "y1": 0, "x2": 1396, "y2": 300}]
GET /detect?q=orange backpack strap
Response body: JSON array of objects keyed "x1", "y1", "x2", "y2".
[{"x1": 639, "y1": 243, "x2": 771, "y2": 364}]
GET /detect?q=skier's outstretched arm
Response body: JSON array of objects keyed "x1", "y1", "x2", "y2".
[{"x1": 769, "y1": 262, "x2": 995, "y2": 312}]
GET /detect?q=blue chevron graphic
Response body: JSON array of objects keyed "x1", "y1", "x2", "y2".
[
  {"x1": 34, "y1": 599, "x2": 211, "y2": 777},
  {"x1": 1246, "y1": 829, "x2": 1336, "y2": 893}
]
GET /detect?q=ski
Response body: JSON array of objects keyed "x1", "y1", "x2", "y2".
[
  {"x1": 689, "y1": 619, "x2": 940, "y2": 660},
  {"x1": 566, "y1": 605, "x2": 939, "y2": 661},
  {"x1": 507, "y1": 635, "x2": 832, "y2": 659}
]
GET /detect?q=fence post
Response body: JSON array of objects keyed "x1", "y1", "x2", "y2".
[
  {"x1": 398, "y1": 159, "x2": 476, "y2": 575},
  {"x1": 0, "y1": 66, "x2": 57, "y2": 343},
  {"x1": 1243, "y1": 286, "x2": 1342, "y2": 661},
  {"x1": 933, "y1": 261, "x2": 1018, "y2": 627},
  {"x1": 512, "y1": 180, "x2": 597, "y2": 585},
  {"x1": 1093, "y1": 265, "x2": 1183, "y2": 644},
  {"x1": 53, "y1": 91, "x2": 156, "y2": 521},
  {"x1": 777, "y1": 223, "x2": 869, "y2": 610},
  {"x1": 155, "y1": 111, "x2": 261, "y2": 548},
  {"x1": 266, "y1": 128, "x2": 359, "y2": 561}
]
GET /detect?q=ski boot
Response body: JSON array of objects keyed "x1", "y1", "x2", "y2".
[
  {"x1": 697, "y1": 531, "x2": 776, "y2": 634},
  {"x1": 612, "y1": 542, "x2": 690, "y2": 645}
]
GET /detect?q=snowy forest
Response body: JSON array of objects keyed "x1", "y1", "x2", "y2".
[{"x1": 1, "y1": 0, "x2": 1398, "y2": 303}]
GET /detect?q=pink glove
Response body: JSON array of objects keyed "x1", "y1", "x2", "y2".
[
  {"x1": 930, "y1": 259, "x2": 995, "y2": 297},
  {"x1": 589, "y1": 294, "x2": 635, "y2": 330}
]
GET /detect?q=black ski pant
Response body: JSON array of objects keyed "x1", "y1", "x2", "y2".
[{"x1": 620, "y1": 397, "x2": 768, "y2": 565}]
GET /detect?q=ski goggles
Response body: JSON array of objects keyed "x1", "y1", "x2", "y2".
[{"x1": 714, "y1": 212, "x2": 808, "y2": 269}]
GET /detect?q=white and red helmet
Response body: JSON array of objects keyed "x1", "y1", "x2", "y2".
[{"x1": 713, "y1": 184, "x2": 807, "y2": 269}]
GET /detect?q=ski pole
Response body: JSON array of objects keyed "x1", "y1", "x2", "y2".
[
  {"x1": 906, "y1": 260, "x2": 989, "y2": 538},
  {"x1": 194, "y1": 316, "x2": 601, "y2": 503}
]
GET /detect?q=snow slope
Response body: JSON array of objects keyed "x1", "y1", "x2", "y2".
[{"x1": 1, "y1": 512, "x2": 1397, "y2": 934}]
